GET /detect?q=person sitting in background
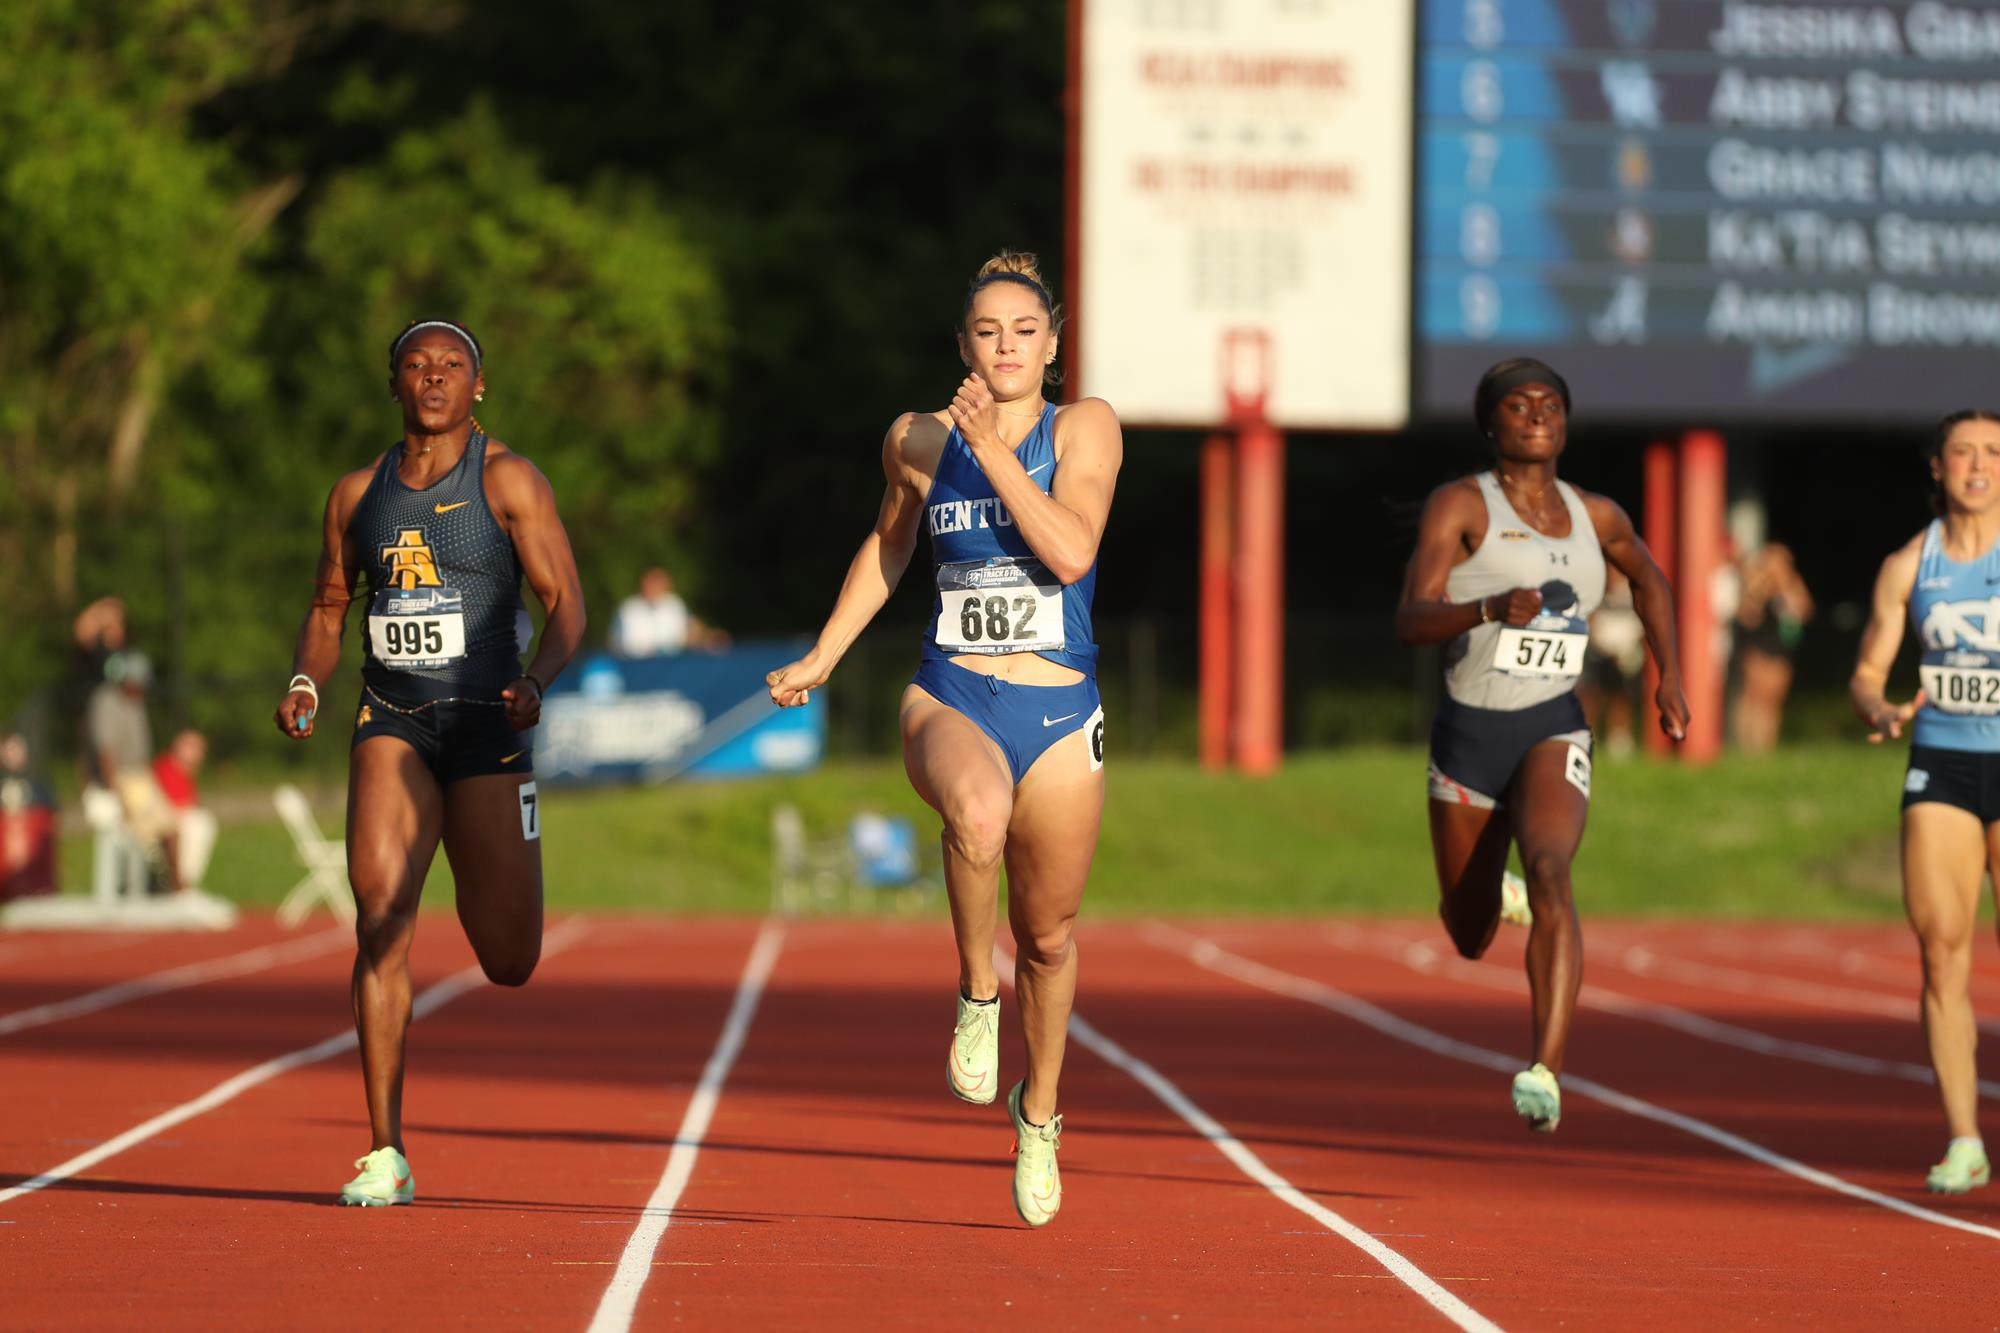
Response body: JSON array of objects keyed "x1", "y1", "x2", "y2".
[
  {"x1": 0, "y1": 733, "x2": 58, "y2": 900},
  {"x1": 84, "y1": 650, "x2": 179, "y2": 894},
  {"x1": 152, "y1": 729, "x2": 217, "y2": 893},
  {"x1": 1732, "y1": 542, "x2": 1814, "y2": 754},
  {"x1": 610, "y1": 566, "x2": 728, "y2": 657}
]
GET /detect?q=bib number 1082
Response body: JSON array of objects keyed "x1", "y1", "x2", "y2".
[{"x1": 956, "y1": 593, "x2": 1039, "y2": 644}]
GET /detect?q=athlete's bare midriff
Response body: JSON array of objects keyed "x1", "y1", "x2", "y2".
[{"x1": 947, "y1": 652, "x2": 1085, "y2": 686}]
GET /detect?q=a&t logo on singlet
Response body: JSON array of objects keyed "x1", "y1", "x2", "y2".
[
  {"x1": 1921, "y1": 599, "x2": 2000, "y2": 651},
  {"x1": 381, "y1": 529, "x2": 443, "y2": 590}
]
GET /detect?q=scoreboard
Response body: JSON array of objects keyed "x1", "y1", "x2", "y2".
[{"x1": 1417, "y1": 0, "x2": 2000, "y2": 424}]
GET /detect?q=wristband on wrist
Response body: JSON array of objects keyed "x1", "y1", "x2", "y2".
[
  {"x1": 520, "y1": 672, "x2": 545, "y2": 696},
  {"x1": 1478, "y1": 597, "x2": 1493, "y2": 625},
  {"x1": 287, "y1": 673, "x2": 319, "y2": 706}
]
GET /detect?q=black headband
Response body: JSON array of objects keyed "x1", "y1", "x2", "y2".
[{"x1": 1475, "y1": 360, "x2": 1570, "y2": 433}]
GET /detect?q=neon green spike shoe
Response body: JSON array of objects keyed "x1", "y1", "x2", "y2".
[
  {"x1": 1500, "y1": 871, "x2": 1533, "y2": 928},
  {"x1": 1007, "y1": 1080, "x2": 1062, "y2": 1228},
  {"x1": 339, "y1": 1146, "x2": 414, "y2": 1207},
  {"x1": 1926, "y1": 1139, "x2": 1991, "y2": 1194},
  {"x1": 1511, "y1": 1062, "x2": 1561, "y2": 1133},
  {"x1": 947, "y1": 991, "x2": 1000, "y2": 1105}
]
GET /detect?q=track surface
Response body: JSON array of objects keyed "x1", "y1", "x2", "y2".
[{"x1": 4, "y1": 912, "x2": 1998, "y2": 1329}]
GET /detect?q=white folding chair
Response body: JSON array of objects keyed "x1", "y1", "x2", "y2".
[{"x1": 273, "y1": 784, "x2": 353, "y2": 928}]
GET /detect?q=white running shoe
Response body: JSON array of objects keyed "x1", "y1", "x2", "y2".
[
  {"x1": 1500, "y1": 871, "x2": 1533, "y2": 928},
  {"x1": 1511, "y1": 1062, "x2": 1561, "y2": 1133},
  {"x1": 339, "y1": 1145, "x2": 414, "y2": 1207},
  {"x1": 1007, "y1": 1079, "x2": 1062, "y2": 1227},
  {"x1": 948, "y1": 991, "x2": 1000, "y2": 1105}
]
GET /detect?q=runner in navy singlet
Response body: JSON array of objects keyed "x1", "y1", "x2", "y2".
[
  {"x1": 1398, "y1": 358, "x2": 1688, "y2": 1133},
  {"x1": 768, "y1": 252, "x2": 1122, "y2": 1227},
  {"x1": 273, "y1": 319, "x2": 586, "y2": 1206}
]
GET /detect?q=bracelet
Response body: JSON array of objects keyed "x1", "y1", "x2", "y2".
[
  {"x1": 1477, "y1": 597, "x2": 1492, "y2": 625},
  {"x1": 518, "y1": 672, "x2": 545, "y2": 697},
  {"x1": 287, "y1": 673, "x2": 319, "y2": 705}
]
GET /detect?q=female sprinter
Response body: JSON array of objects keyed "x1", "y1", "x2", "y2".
[
  {"x1": 767, "y1": 252, "x2": 1120, "y2": 1227},
  {"x1": 1397, "y1": 358, "x2": 1687, "y2": 1133},
  {"x1": 1850, "y1": 409, "x2": 2000, "y2": 1194},
  {"x1": 274, "y1": 319, "x2": 585, "y2": 1206}
]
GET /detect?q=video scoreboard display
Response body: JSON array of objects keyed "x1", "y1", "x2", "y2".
[{"x1": 1417, "y1": 0, "x2": 2000, "y2": 424}]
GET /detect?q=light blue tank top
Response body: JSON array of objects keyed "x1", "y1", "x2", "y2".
[
  {"x1": 921, "y1": 404, "x2": 1099, "y2": 674},
  {"x1": 1910, "y1": 520, "x2": 2000, "y2": 752}
]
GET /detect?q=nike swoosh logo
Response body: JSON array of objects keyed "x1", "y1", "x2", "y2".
[
  {"x1": 434, "y1": 500, "x2": 470, "y2": 514},
  {"x1": 1042, "y1": 712, "x2": 1079, "y2": 728},
  {"x1": 1026, "y1": 462, "x2": 1051, "y2": 477},
  {"x1": 500, "y1": 751, "x2": 523, "y2": 763},
  {"x1": 392, "y1": 1173, "x2": 410, "y2": 1190}
]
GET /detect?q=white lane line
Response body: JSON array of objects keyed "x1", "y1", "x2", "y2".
[
  {"x1": 1616, "y1": 945, "x2": 2000, "y2": 1037},
  {"x1": 0, "y1": 927, "x2": 352, "y2": 1038},
  {"x1": 1325, "y1": 925, "x2": 2000, "y2": 1101},
  {"x1": 1148, "y1": 925, "x2": 2000, "y2": 1245},
  {"x1": 587, "y1": 922, "x2": 786, "y2": 1333},
  {"x1": 992, "y1": 950, "x2": 1503, "y2": 1333},
  {"x1": 0, "y1": 917, "x2": 591, "y2": 1207}
]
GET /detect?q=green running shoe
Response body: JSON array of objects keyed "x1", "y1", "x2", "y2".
[
  {"x1": 948, "y1": 991, "x2": 1000, "y2": 1105},
  {"x1": 1500, "y1": 871, "x2": 1533, "y2": 928},
  {"x1": 339, "y1": 1146, "x2": 414, "y2": 1207},
  {"x1": 1927, "y1": 1139, "x2": 1990, "y2": 1194},
  {"x1": 1007, "y1": 1080, "x2": 1062, "y2": 1228},
  {"x1": 1511, "y1": 1062, "x2": 1561, "y2": 1133}
]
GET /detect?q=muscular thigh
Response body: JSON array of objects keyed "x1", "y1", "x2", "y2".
[
  {"x1": 901, "y1": 685, "x2": 1013, "y2": 819},
  {"x1": 347, "y1": 736, "x2": 445, "y2": 912},
  {"x1": 1507, "y1": 737, "x2": 1591, "y2": 859},
  {"x1": 1903, "y1": 802, "x2": 1986, "y2": 942},
  {"x1": 442, "y1": 773, "x2": 543, "y2": 944},
  {"x1": 1003, "y1": 725, "x2": 1104, "y2": 928},
  {"x1": 1429, "y1": 798, "x2": 1512, "y2": 893}
]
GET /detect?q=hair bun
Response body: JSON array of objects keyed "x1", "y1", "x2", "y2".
[{"x1": 976, "y1": 249, "x2": 1043, "y2": 286}]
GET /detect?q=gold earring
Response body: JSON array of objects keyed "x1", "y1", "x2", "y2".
[{"x1": 475, "y1": 392, "x2": 484, "y2": 401}]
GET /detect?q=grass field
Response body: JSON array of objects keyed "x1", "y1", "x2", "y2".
[{"x1": 47, "y1": 743, "x2": 1923, "y2": 921}]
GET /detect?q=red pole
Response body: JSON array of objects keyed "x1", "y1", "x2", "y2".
[
  {"x1": 1232, "y1": 416, "x2": 1285, "y2": 775},
  {"x1": 1642, "y1": 439, "x2": 1677, "y2": 757},
  {"x1": 1200, "y1": 432, "x2": 1235, "y2": 771},
  {"x1": 1677, "y1": 429, "x2": 1727, "y2": 763}
]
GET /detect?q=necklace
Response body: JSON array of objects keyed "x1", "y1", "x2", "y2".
[{"x1": 1495, "y1": 469, "x2": 1556, "y2": 509}]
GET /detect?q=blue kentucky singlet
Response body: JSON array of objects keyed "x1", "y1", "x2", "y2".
[
  {"x1": 1909, "y1": 519, "x2": 2000, "y2": 751},
  {"x1": 349, "y1": 432, "x2": 530, "y2": 697},
  {"x1": 921, "y1": 404, "x2": 1099, "y2": 674}
]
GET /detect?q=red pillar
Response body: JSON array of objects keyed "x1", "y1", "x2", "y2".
[
  {"x1": 1200, "y1": 432, "x2": 1235, "y2": 771},
  {"x1": 1231, "y1": 417, "x2": 1284, "y2": 775},
  {"x1": 1642, "y1": 440, "x2": 1677, "y2": 756},
  {"x1": 1677, "y1": 430, "x2": 1727, "y2": 763}
]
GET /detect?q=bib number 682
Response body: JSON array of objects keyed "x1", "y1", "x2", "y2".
[{"x1": 956, "y1": 593, "x2": 1039, "y2": 644}]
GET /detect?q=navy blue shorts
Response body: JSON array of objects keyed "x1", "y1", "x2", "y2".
[
  {"x1": 1427, "y1": 693, "x2": 1591, "y2": 810},
  {"x1": 1903, "y1": 745, "x2": 2000, "y2": 824},
  {"x1": 912, "y1": 658, "x2": 1104, "y2": 786},
  {"x1": 352, "y1": 681, "x2": 534, "y2": 786}
]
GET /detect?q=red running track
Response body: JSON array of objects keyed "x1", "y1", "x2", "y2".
[{"x1": 2, "y1": 913, "x2": 1998, "y2": 1330}]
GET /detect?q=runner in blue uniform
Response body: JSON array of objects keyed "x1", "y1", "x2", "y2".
[
  {"x1": 1398, "y1": 358, "x2": 1688, "y2": 1133},
  {"x1": 1851, "y1": 408, "x2": 2000, "y2": 1194},
  {"x1": 274, "y1": 319, "x2": 586, "y2": 1206},
  {"x1": 768, "y1": 252, "x2": 1121, "y2": 1227}
]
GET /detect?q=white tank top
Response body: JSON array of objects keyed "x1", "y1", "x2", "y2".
[{"x1": 1441, "y1": 473, "x2": 1607, "y2": 710}]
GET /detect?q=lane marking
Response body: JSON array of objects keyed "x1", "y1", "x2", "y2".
[
  {"x1": 587, "y1": 922, "x2": 785, "y2": 1333},
  {"x1": 1616, "y1": 945, "x2": 2000, "y2": 1036},
  {"x1": 0, "y1": 917, "x2": 590, "y2": 1207},
  {"x1": 1325, "y1": 925, "x2": 2000, "y2": 1100},
  {"x1": 0, "y1": 927, "x2": 352, "y2": 1038},
  {"x1": 992, "y1": 949, "x2": 1503, "y2": 1333},
  {"x1": 1151, "y1": 925, "x2": 2000, "y2": 1245}
]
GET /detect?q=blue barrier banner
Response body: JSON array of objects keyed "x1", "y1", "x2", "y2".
[{"x1": 533, "y1": 641, "x2": 824, "y2": 786}]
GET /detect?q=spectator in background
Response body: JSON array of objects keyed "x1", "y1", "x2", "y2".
[
  {"x1": 152, "y1": 729, "x2": 217, "y2": 893},
  {"x1": 610, "y1": 566, "x2": 729, "y2": 657},
  {"x1": 1580, "y1": 566, "x2": 1645, "y2": 758},
  {"x1": 83, "y1": 650, "x2": 179, "y2": 894},
  {"x1": 0, "y1": 733, "x2": 58, "y2": 900},
  {"x1": 1732, "y1": 542, "x2": 1815, "y2": 753}
]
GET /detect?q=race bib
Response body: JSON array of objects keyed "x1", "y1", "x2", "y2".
[
  {"x1": 1493, "y1": 619, "x2": 1587, "y2": 679},
  {"x1": 1921, "y1": 649, "x2": 2000, "y2": 715},
  {"x1": 934, "y1": 558, "x2": 1066, "y2": 655},
  {"x1": 368, "y1": 586, "x2": 468, "y2": 670}
]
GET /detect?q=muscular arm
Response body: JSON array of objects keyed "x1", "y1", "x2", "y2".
[
  {"x1": 768, "y1": 416, "x2": 931, "y2": 706},
  {"x1": 275, "y1": 468, "x2": 372, "y2": 739},
  {"x1": 1396, "y1": 482, "x2": 1508, "y2": 644},
  {"x1": 962, "y1": 395, "x2": 1122, "y2": 585},
  {"x1": 1851, "y1": 536, "x2": 1921, "y2": 741},
  {"x1": 488, "y1": 449, "x2": 587, "y2": 724},
  {"x1": 1589, "y1": 492, "x2": 1689, "y2": 740}
]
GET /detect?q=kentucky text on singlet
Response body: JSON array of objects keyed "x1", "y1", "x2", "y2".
[
  {"x1": 1910, "y1": 520, "x2": 2000, "y2": 752},
  {"x1": 921, "y1": 404, "x2": 1099, "y2": 674},
  {"x1": 1441, "y1": 473, "x2": 1607, "y2": 711},
  {"x1": 348, "y1": 432, "x2": 530, "y2": 696}
]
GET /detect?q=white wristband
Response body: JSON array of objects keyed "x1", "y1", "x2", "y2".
[{"x1": 287, "y1": 673, "x2": 319, "y2": 706}]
